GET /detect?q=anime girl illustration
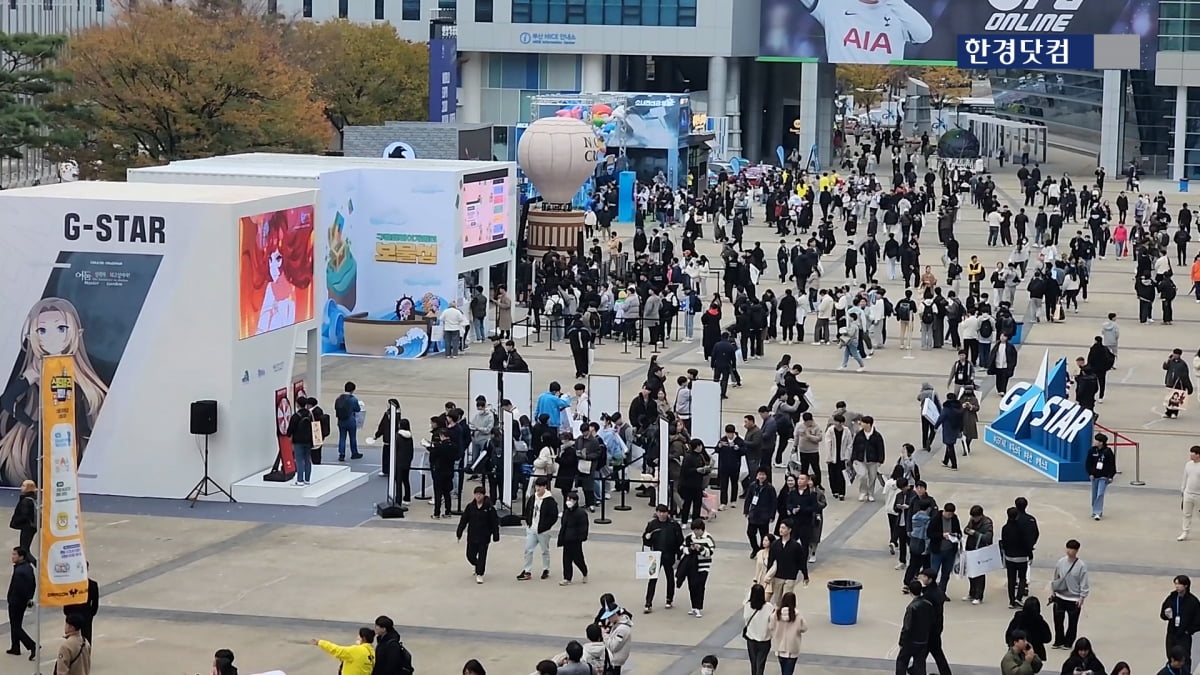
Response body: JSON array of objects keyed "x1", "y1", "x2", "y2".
[
  {"x1": 0, "y1": 297, "x2": 109, "y2": 487},
  {"x1": 239, "y1": 207, "x2": 315, "y2": 339},
  {"x1": 395, "y1": 296, "x2": 415, "y2": 321}
]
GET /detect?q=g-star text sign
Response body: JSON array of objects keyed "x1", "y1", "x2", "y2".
[{"x1": 64, "y1": 213, "x2": 166, "y2": 244}]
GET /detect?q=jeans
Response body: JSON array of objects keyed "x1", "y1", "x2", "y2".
[
  {"x1": 523, "y1": 529, "x2": 552, "y2": 573},
  {"x1": 859, "y1": 462, "x2": 880, "y2": 499},
  {"x1": 747, "y1": 639, "x2": 771, "y2": 675},
  {"x1": 779, "y1": 656, "x2": 799, "y2": 675},
  {"x1": 1090, "y1": 477, "x2": 1110, "y2": 516},
  {"x1": 1052, "y1": 596, "x2": 1082, "y2": 646},
  {"x1": 842, "y1": 343, "x2": 865, "y2": 368},
  {"x1": 471, "y1": 317, "x2": 486, "y2": 341},
  {"x1": 445, "y1": 329, "x2": 460, "y2": 357},
  {"x1": 929, "y1": 547, "x2": 957, "y2": 592},
  {"x1": 466, "y1": 538, "x2": 491, "y2": 576},
  {"x1": 337, "y1": 423, "x2": 358, "y2": 459},
  {"x1": 294, "y1": 443, "x2": 312, "y2": 482},
  {"x1": 684, "y1": 312, "x2": 695, "y2": 339}
]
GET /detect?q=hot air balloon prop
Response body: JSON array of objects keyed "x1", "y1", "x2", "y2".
[{"x1": 517, "y1": 116, "x2": 598, "y2": 254}]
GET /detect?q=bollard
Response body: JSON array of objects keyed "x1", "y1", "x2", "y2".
[
  {"x1": 594, "y1": 484, "x2": 612, "y2": 524},
  {"x1": 1130, "y1": 441, "x2": 1145, "y2": 486},
  {"x1": 614, "y1": 465, "x2": 632, "y2": 511}
]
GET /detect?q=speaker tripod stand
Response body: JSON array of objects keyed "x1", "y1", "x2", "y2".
[{"x1": 186, "y1": 434, "x2": 235, "y2": 507}]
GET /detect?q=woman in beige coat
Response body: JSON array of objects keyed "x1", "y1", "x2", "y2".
[
  {"x1": 752, "y1": 533, "x2": 777, "y2": 601},
  {"x1": 492, "y1": 285, "x2": 513, "y2": 339},
  {"x1": 767, "y1": 591, "x2": 808, "y2": 675}
]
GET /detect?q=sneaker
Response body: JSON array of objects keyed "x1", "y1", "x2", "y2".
[
  {"x1": 541, "y1": 570, "x2": 550, "y2": 580},
  {"x1": 1092, "y1": 514, "x2": 1100, "y2": 521},
  {"x1": 293, "y1": 480, "x2": 303, "y2": 486},
  {"x1": 476, "y1": 575, "x2": 484, "y2": 584},
  {"x1": 856, "y1": 367, "x2": 866, "y2": 372},
  {"x1": 857, "y1": 494, "x2": 867, "y2": 502},
  {"x1": 665, "y1": 601, "x2": 673, "y2": 609},
  {"x1": 517, "y1": 571, "x2": 532, "y2": 581},
  {"x1": 559, "y1": 580, "x2": 573, "y2": 586},
  {"x1": 867, "y1": 495, "x2": 876, "y2": 502},
  {"x1": 694, "y1": 610, "x2": 704, "y2": 618},
  {"x1": 838, "y1": 365, "x2": 847, "y2": 370},
  {"x1": 644, "y1": 606, "x2": 653, "y2": 614},
  {"x1": 687, "y1": 609, "x2": 698, "y2": 616},
  {"x1": 350, "y1": 453, "x2": 364, "y2": 459},
  {"x1": 962, "y1": 596, "x2": 971, "y2": 602},
  {"x1": 582, "y1": 576, "x2": 588, "y2": 584},
  {"x1": 1180, "y1": 533, "x2": 1189, "y2": 541},
  {"x1": 378, "y1": 471, "x2": 386, "y2": 477},
  {"x1": 971, "y1": 599, "x2": 981, "y2": 605},
  {"x1": 808, "y1": 555, "x2": 816, "y2": 564},
  {"x1": 894, "y1": 562, "x2": 904, "y2": 570},
  {"x1": 889, "y1": 543, "x2": 896, "y2": 555}
]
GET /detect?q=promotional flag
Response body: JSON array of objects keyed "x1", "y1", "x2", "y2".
[{"x1": 39, "y1": 355, "x2": 90, "y2": 607}]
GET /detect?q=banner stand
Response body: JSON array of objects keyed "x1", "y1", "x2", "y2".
[
  {"x1": 376, "y1": 404, "x2": 405, "y2": 518},
  {"x1": 657, "y1": 419, "x2": 670, "y2": 509}
]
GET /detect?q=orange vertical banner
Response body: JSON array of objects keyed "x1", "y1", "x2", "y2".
[{"x1": 39, "y1": 355, "x2": 89, "y2": 607}]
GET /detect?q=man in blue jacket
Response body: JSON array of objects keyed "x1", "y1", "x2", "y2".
[
  {"x1": 744, "y1": 468, "x2": 777, "y2": 556},
  {"x1": 536, "y1": 382, "x2": 570, "y2": 425}
]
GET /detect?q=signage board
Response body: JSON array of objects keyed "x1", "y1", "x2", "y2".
[{"x1": 984, "y1": 351, "x2": 1095, "y2": 482}]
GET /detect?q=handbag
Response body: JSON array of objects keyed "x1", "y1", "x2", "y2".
[
  {"x1": 578, "y1": 459, "x2": 594, "y2": 475},
  {"x1": 310, "y1": 418, "x2": 324, "y2": 448},
  {"x1": 1050, "y1": 558, "x2": 1078, "y2": 594},
  {"x1": 742, "y1": 608, "x2": 761, "y2": 640}
]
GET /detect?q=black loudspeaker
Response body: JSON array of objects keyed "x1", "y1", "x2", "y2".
[
  {"x1": 376, "y1": 501, "x2": 406, "y2": 519},
  {"x1": 190, "y1": 400, "x2": 218, "y2": 435}
]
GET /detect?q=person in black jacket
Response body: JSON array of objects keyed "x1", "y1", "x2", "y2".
[
  {"x1": 1162, "y1": 574, "x2": 1200, "y2": 671},
  {"x1": 679, "y1": 439, "x2": 711, "y2": 522},
  {"x1": 642, "y1": 504, "x2": 684, "y2": 613},
  {"x1": 926, "y1": 503, "x2": 963, "y2": 593},
  {"x1": 768, "y1": 519, "x2": 809, "y2": 596},
  {"x1": 896, "y1": 580, "x2": 933, "y2": 675},
  {"x1": 1060, "y1": 637, "x2": 1106, "y2": 675},
  {"x1": 744, "y1": 468, "x2": 777, "y2": 556},
  {"x1": 851, "y1": 416, "x2": 886, "y2": 502},
  {"x1": 917, "y1": 568, "x2": 953, "y2": 675},
  {"x1": 711, "y1": 331, "x2": 738, "y2": 399},
  {"x1": 62, "y1": 563, "x2": 99, "y2": 645},
  {"x1": 1001, "y1": 506, "x2": 1034, "y2": 608},
  {"x1": 9, "y1": 481, "x2": 36, "y2": 563},
  {"x1": 372, "y1": 399, "x2": 404, "y2": 478},
  {"x1": 519, "y1": 477, "x2": 559, "y2": 581},
  {"x1": 1007, "y1": 597, "x2": 1053, "y2": 660},
  {"x1": 489, "y1": 338, "x2": 508, "y2": 371},
  {"x1": 457, "y1": 486, "x2": 501, "y2": 583},
  {"x1": 372, "y1": 616, "x2": 414, "y2": 675},
  {"x1": 557, "y1": 490, "x2": 590, "y2": 585},
  {"x1": 1086, "y1": 434, "x2": 1116, "y2": 520},
  {"x1": 6, "y1": 546, "x2": 36, "y2": 658},
  {"x1": 285, "y1": 400, "x2": 316, "y2": 486},
  {"x1": 427, "y1": 426, "x2": 458, "y2": 519}
]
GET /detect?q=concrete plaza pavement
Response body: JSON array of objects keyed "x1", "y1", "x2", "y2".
[{"x1": 3, "y1": 148, "x2": 1199, "y2": 675}]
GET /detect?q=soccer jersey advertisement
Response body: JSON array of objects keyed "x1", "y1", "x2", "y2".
[{"x1": 760, "y1": 0, "x2": 1158, "y2": 67}]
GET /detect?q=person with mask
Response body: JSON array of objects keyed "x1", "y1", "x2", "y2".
[
  {"x1": 456, "y1": 485, "x2": 501, "y2": 584},
  {"x1": 557, "y1": 490, "x2": 590, "y2": 586}
]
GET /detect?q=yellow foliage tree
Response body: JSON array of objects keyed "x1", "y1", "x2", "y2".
[
  {"x1": 53, "y1": 3, "x2": 330, "y2": 180},
  {"x1": 286, "y1": 20, "x2": 429, "y2": 131}
]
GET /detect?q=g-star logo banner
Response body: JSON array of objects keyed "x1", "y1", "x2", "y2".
[
  {"x1": 985, "y1": 350, "x2": 1095, "y2": 482},
  {"x1": 759, "y1": 0, "x2": 1156, "y2": 67},
  {"x1": 64, "y1": 213, "x2": 166, "y2": 244}
]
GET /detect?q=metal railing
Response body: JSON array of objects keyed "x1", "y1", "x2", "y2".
[{"x1": 1094, "y1": 421, "x2": 1144, "y2": 486}]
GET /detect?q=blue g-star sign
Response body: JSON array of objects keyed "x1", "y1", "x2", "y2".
[{"x1": 985, "y1": 350, "x2": 1096, "y2": 482}]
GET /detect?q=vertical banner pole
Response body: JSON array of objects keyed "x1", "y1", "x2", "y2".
[
  {"x1": 388, "y1": 404, "x2": 398, "y2": 503},
  {"x1": 502, "y1": 410, "x2": 515, "y2": 513},
  {"x1": 34, "y1": 400, "x2": 41, "y2": 675},
  {"x1": 657, "y1": 419, "x2": 670, "y2": 509}
]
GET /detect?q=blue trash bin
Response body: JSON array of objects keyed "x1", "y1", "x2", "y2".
[
  {"x1": 828, "y1": 579, "x2": 863, "y2": 625},
  {"x1": 1181, "y1": 178, "x2": 1190, "y2": 193},
  {"x1": 1012, "y1": 320, "x2": 1025, "y2": 345}
]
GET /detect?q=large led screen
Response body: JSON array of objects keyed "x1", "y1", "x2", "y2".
[
  {"x1": 238, "y1": 206, "x2": 316, "y2": 340},
  {"x1": 462, "y1": 169, "x2": 509, "y2": 257}
]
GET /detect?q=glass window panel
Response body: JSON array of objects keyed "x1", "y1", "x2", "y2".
[
  {"x1": 1186, "y1": 35, "x2": 1200, "y2": 51},
  {"x1": 512, "y1": 0, "x2": 531, "y2": 21},
  {"x1": 402, "y1": 0, "x2": 420, "y2": 20},
  {"x1": 1161, "y1": 1, "x2": 1183, "y2": 19},
  {"x1": 678, "y1": 0, "x2": 696, "y2": 27},
  {"x1": 604, "y1": 0, "x2": 621, "y2": 24},
  {"x1": 477, "y1": 0, "x2": 494, "y2": 21},
  {"x1": 641, "y1": 0, "x2": 660, "y2": 25},
  {"x1": 501, "y1": 54, "x2": 530, "y2": 89},
  {"x1": 488, "y1": 54, "x2": 503, "y2": 87},
  {"x1": 338, "y1": 0, "x2": 348, "y2": 18},
  {"x1": 374, "y1": 0, "x2": 384, "y2": 19},
  {"x1": 1161, "y1": 35, "x2": 1184, "y2": 51},
  {"x1": 585, "y1": 0, "x2": 603, "y2": 23},
  {"x1": 531, "y1": 0, "x2": 549, "y2": 22},
  {"x1": 481, "y1": 89, "x2": 505, "y2": 125},
  {"x1": 660, "y1": 0, "x2": 677, "y2": 26},
  {"x1": 545, "y1": 54, "x2": 580, "y2": 89},
  {"x1": 548, "y1": 0, "x2": 567, "y2": 22}
]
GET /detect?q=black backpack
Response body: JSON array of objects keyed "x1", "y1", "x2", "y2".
[
  {"x1": 894, "y1": 301, "x2": 912, "y2": 322},
  {"x1": 921, "y1": 304, "x2": 935, "y2": 325},
  {"x1": 978, "y1": 317, "x2": 993, "y2": 338},
  {"x1": 334, "y1": 393, "x2": 354, "y2": 421}
]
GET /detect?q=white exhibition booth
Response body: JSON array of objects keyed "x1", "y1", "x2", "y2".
[
  {"x1": 0, "y1": 182, "x2": 373, "y2": 503},
  {"x1": 129, "y1": 154, "x2": 519, "y2": 364}
]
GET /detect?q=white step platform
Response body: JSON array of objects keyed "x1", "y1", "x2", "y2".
[{"x1": 231, "y1": 463, "x2": 369, "y2": 507}]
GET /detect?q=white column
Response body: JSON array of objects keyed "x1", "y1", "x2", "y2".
[
  {"x1": 582, "y1": 54, "x2": 605, "y2": 93},
  {"x1": 707, "y1": 56, "x2": 727, "y2": 119},
  {"x1": 727, "y1": 57, "x2": 742, "y2": 158},
  {"x1": 797, "y1": 62, "x2": 820, "y2": 169},
  {"x1": 606, "y1": 55, "x2": 621, "y2": 90},
  {"x1": 1098, "y1": 70, "x2": 1123, "y2": 176},
  {"x1": 459, "y1": 51, "x2": 484, "y2": 124},
  {"x1": 1174, "y1": 85, "x2": 1189, "y2": 182}
]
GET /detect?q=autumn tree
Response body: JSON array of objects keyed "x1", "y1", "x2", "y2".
[
  {"x1": 286, "y1": 20, "x2": 428, "y2": 133},
  {"x1": 0, "y1": 32, "x2": 71, "y2": 159},
  {"x1": 51, "y1": 3, "x2": 329, "y2": 180}
]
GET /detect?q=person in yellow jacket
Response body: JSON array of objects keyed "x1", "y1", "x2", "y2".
[{"x1": 310, "y1": 628, "x2": 376, "y2": 675}]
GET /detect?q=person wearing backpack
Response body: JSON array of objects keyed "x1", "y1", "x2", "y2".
[
  {"x1": 334, "y1": 382, "x2": 362, "y2": 462},
  {"x1": 894, "y1": 290, "x2": 917, "y2": 350},
  {"x1": 919, "y1": 298, "x2": 937, "y2": 351},
  {"x1": 372, "y1": 616, "x2": 414, "y2": 675},
  {"x1": 285, "y1": 398, "x2": 316, "y2": 485}
]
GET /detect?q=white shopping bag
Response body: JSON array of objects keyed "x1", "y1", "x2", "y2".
[
  {"x1": 963, "y1": 542, "x2": 1004, "y2": 578},
  {"x1": 635, "y1": 550, "x2": 662, "y2": 580}
]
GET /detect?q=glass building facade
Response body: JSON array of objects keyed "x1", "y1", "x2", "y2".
[
  {"x1": 510, "y1": 0, "x2": 697, "y2": 26},
  {"x1": 1159, "y1": 0, "x2": 1200, "y2": 51},
  {"x1": 989, "y1": 69, "x2": 1173, "y2": 174}
]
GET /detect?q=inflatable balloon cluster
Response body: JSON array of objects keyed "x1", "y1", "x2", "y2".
[{"x1": 553, "y1": 102, "x2": 628, "y2": 169}]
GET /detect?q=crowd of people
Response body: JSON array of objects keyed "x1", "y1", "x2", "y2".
[{"x1": 10, "y1": 135, "x2": 1200, "y2": 675}]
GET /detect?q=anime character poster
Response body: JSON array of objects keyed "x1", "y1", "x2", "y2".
[
  {"x1": 0, "y1": 252, "x2": 162, "y2": 487},
  {"x1": 238, "y1": 206, "x2": 316, "y2": 340}
]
